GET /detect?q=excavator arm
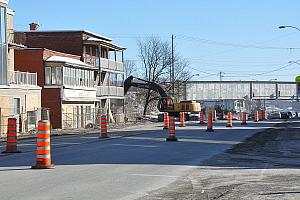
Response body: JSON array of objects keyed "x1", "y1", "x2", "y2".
[
  {"x1": 124, "y1": 76, "x2": 174, "y2": 111},
  {"x1": 124, "y1": 76, "x2": 200, "y2": 113}
]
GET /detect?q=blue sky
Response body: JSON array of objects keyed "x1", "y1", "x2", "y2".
[{"x1": 9, "y1": 0, "x2": 300, "y2": 81}]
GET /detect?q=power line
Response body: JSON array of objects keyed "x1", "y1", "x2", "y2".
[{"x1": 176, "y1": 35, "x2": 300, "y2": 50}]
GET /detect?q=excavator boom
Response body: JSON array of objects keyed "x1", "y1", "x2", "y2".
[{"x1": 124, "y1": 76, "x2": 201, "y2": 113}]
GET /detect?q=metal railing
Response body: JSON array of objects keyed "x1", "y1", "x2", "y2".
[
  {"x1": 97, "y1": 86, "x2": 124, "y2": 96},
  {"x1": 8, "y1": 71, "x2": 37, "y2": 85}
]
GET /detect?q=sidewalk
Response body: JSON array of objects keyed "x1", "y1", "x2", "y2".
[{"x1": 0, "y1": 120, "x2": 162, "y2": 142}]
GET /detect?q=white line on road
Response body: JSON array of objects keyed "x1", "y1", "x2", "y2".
[
  {"x1": 111, "y1": 144, "x2": 158, "y2": 148},
  {"x1": 52, "y1": 142, "x2": 82, "y2": 145},
  {"x1": 130, "y1": 174, "x2": 179, "y2": 178}
]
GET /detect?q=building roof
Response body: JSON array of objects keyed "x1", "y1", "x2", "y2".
[
  {"x1": 84, "y1": 37, "x2": 126, "y2": 51},
  {"x1": 46, "y1": 56, "x2": 97, "y2": 70},
  {"x1": 15, "y1": 30, "x2": 112, "y2": 42},
  {"x1": 14, "y1": 29, "x2": 126, "y2": 51}
]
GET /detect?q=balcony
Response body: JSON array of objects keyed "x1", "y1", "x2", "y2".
[
  {"x1": 8, "y1": 71, "x2": 37, "y2": 86},
  {"x1": 97, "y1": 86, "x2": 124, "y2": 97},
  {"x1": 100, "y1": 58, "x2": 124, "y2": 72}
]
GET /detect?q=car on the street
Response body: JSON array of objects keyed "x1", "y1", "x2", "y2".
[
  {"x1": 268, "y1": 111, "x2": 281, "y2": 119},
  {"x1": 189, "y1": 112, "x2": 200, "y2": 121},
  {"x1": 280, "y1": 112, "x2": 289, "y2": 119}
]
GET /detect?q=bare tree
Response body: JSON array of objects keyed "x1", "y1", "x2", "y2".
[
  {"x1": 136, "y1": 36, "x2": 190, "y2": 115},
  {"x1": 124, "y1": 60, "x2": 137, "y2": 78}
]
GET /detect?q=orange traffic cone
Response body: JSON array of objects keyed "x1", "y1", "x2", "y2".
[
  {"x1": 241, "y1": 112, "x2": 247, "y2": 125},
  {"x1": 166, "y1": 116, "x2": 178, "y2": 141},
  {"x1": 259, "y1": 110, "x2": 263, "y2": 121},
  {"x1": 206, "y1": 113, "x2": 214, "y2": 132},
  {"x1": 163, "y1": 112, "x2": 169, "y2": 129},
  {"x1": 179, "y1": 112, "x2": 185, "y2": 127},
  {"x1": 100, "y1": 115, "x2": 109, "y2": 138},
  {"x1": 32, "y1": 120, "x2": 54, "y2": 169},
  {"x1": 199, "y1": 111, "x2": 205, "y2": 124},
  {"x1": 254, "y1": 111, "x2": 259, "y2": 122},
  {"x1": 2, "y1": 117, "x2": 21, "y2": 153},
  {"x1": 226, "y1": 112, "x2": 233, "y2": 127}
]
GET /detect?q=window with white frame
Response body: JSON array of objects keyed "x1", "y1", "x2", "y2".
[
  {"x1": 86, "y1": 105, "x2": 92, "y2": 120},
  {"x1": 13, "y1": 98, "x2": 21, "y2": 115}
]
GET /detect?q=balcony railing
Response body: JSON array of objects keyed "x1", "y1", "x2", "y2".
[
  {"x1": 97, "y1": 86, "x2": 124, "y2": 97},
  {"x1": 100, "y1": 58, "x2": 124, "y2": 72},
  {"x1": 8, "y1": 71, "x2": 37, "y2": 86}
]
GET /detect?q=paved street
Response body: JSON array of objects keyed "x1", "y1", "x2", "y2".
[{"x1": 0, "y1": 120, "x2": 287, "y2": 200}]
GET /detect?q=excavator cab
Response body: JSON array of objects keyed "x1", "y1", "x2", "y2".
[{"x1": 158, "y1": 97, "x2": 174, "y2": 112}]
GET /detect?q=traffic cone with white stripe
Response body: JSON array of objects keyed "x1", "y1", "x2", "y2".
[
  {"x1": 199, "y1": 111, "x2": 205, "y2": 124},
  {"x1": 166, "y1": 116, "x2": 178, "y2": 141},
  {"x1": 163, "y1": 112, "x2": 169, "y2": 129},
  {"x1": 254, "y1": 111, "x2": 259, "y2": 122},
  {"x1": 226, "y1": 112, "x2": 233, "y2": 127},
  {"x1": 100, "y1": 115, "x2": 109, "y2": 138},
  {"x1": 206, "y1": 113, "x2": 214, "y2": 132},
  {"x1": 32, "y1": 120, "x2": 54, "y2": 169},
  {"x1": 241, "y1": 112, "x2": 247, "y2": 125},
  {"x1": 2, "y1": 117, "x2": 21, "y2": 153},
  {"x1": 179, "y1": 112, "x2": 185, "y2": 127}
]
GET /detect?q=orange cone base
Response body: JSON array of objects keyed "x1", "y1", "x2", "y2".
[
  {"x1": 179, "y1": 125, "x2": 185, "y2": 127},
  {"x1": 99, "y1": 135, "x2": 109, "y2": 138},
  {"x1": 32, "y1": 159, "x2": 55, "y2": 169},
  {"x1": 206, "y1": 128, "x2": 214, "y2": 132},
  {"x1": 166, "y1": 137, "x2": 178, "y2": 142},
  {"x1": 32, "y1": 164, "x2": 55, "y2": 169},
  {"x1": 226, "y1": 125, "x2": 232, "y2": 127}
]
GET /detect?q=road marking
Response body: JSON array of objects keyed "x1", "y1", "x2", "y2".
[
  {"x1": 18, "y1": 143, "x2": 36, "y2": 146},
  {"x1": 129, "y1": 136, "x2": 240, "y2": 145},
  {"x1": 52, "y1": 142, "x2": 82, "y2": 145},
  {"x1": 111, "y1": 144, "x2": 158, "y2": 148},
  {"x1": 130, "y1": 173, "x2": 179, "y2": 178},
  {"x1": 80, "y1": 136, "x2": 99, "y2": 139}
]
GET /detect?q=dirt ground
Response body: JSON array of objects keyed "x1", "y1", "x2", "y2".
[{"x1": 140, "y1": 121, "x2": 300, "y2": 200}]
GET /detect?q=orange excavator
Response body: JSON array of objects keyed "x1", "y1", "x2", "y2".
[{"x1": 124, "y1": 76, "x2": 201, "y2": 116}]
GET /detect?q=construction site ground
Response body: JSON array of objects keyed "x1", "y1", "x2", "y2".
[{"x1": 141, "y1": 121, "x2": 300, "y2": 200}]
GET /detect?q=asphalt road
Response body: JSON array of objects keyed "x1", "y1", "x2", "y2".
[{"x1": 0, "y1": 120, "x2": 280, "y2": 200}]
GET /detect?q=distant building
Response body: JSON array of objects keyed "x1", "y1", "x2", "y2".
[
  {"x1": 0, "y1": 0, "x2": 41, "y2": 136},
  {"x1": 185, "y1": 80, "x2": 297, "y2": 114},
  {"x1": 185, "y1": 81, "x2": 296, "y2": 100},
  {"x1": 14, "y1": 29, "x2": 126, "y2": 126}
]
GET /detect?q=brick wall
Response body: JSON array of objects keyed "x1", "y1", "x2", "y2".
[{"x1": 14, "y1": 31, "x2": 84, "y2": 57}]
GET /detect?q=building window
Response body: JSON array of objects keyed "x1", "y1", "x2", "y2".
[
  {"x1": 86, "y1": 105, "x2": 91, "y2": 120},
  {"x1": 45, "y1": 67, "x2": 51, "y2": 85},
  {"x1": 61, "y1": 66, "x2": 94, "y2": 88},
  {"x1": 56, "y1": 67, "x2": 62, "y2": 85},
  {"x1": 13, "y1": 98, "x2": 21, "y2": 115}
]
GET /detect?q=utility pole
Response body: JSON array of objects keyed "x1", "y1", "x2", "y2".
[
  {"x1": 219, "y1": 72, "x2": 224, "y2": 99},
  {"x1": 219, "y1": 71, "x2": 224, "y2": 81},
  {"x1": 171, "y1": 34, "x2": 175, "y2": 99}
]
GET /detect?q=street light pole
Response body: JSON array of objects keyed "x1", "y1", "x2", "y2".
[
  {"x1": 278, "y1": 25, "x2": 300, "y2": 32},
  {"x1": 171, "y1": 34, "x2": 175, "y2": 99}
]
